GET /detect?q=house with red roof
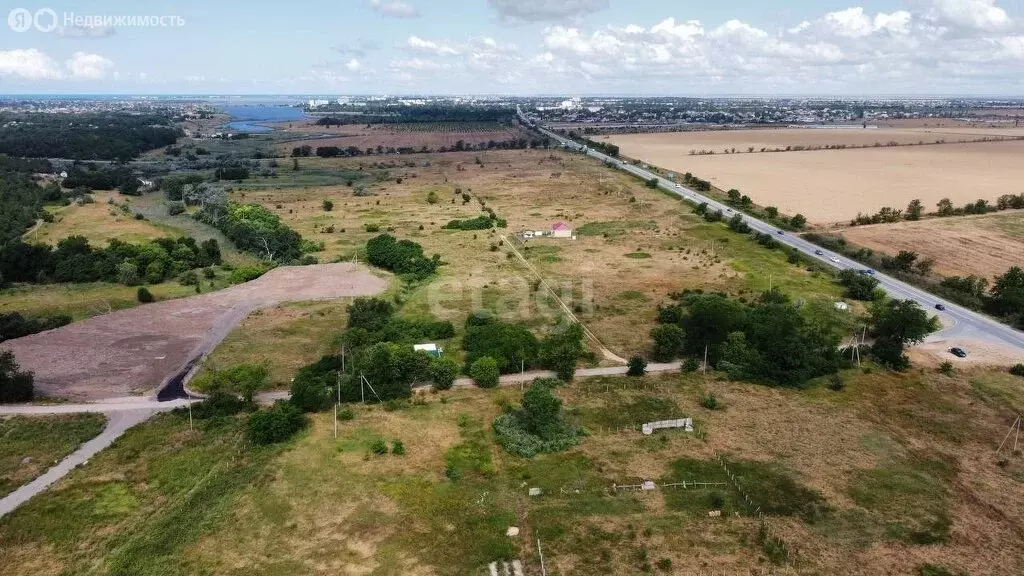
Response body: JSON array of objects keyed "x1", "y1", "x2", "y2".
[{"x1": 551, "y1": 221, "x2": 573, "y2": 238}]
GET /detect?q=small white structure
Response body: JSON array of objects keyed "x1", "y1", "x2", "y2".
[
  {"x1": 528, "y1": 487, "x2": 542, "y2": 496},
  {"x1": 551, "y1": 221, "x2": 572, "y2": 238},
  {"x1": 833, "y1": 301, "x2": 850, "y2": 312},
  {"x1": 642, "y1": 418, "x2": 694, "y2": 435},
  {"x1": 522, "y1": 231, "x2": 535, "y2": 239},
  {"x1": 413, "y1": 343, "x2": 442, "y2": 358}
]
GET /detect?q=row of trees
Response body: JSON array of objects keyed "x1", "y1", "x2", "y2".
[
  {"x1": 309, "y1": 106, "x2": 516, "y2": 125},
  {"x1": 565, "y1": 132, "x2": 619, "y2": 157},
  {"x1": 0, "y1": 312, "x2": 71, "y2": 343},
  {"x1": 442, "y1": 212, "x2": 508, "y2": 230},
  {"x1": 196, "y1": 202, "x2": 307, "y2": 262},
  {"x1": 62, "y1": 164, "x2": 142, "y2": 195},
  {"x1": 651, "y1": 289, "x2": 937, "y2": 382},
  {"x1": 0, "y1": 112, "x2": 181, "y2": 161},
  {"x1": 852, "y1": 195, "x2": 1024, "y2": 226},
  {"x1": 462, "y1": 314, "x2": 586, "y2": 381},
  {"x1": 0, "y1": 235, "x2": 222, "y2": 287},
  {"x1": 305, "y1": 137, "x2": 550, "y2": 159}
]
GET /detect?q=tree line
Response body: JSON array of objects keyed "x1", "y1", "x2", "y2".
[
  {"x1": 295, "y1": 137, "x2": 551, "y2": 159},
  {"x1": 0, "y1": 235, "x2": 222, "y2": 287},
  {"x1": 0, "y1": 113, "x2": 181, "y2": 161},
  {"x1": 195, "y1": 202, "x2": 311, "y2": 263},
  {"x1": 309, "y1": 106, "x2": 516, "y2": 125},
  {"x1": 851, "y1": 194, "x2": 1024, "y2": 226}
]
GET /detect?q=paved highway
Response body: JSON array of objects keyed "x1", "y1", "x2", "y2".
[{"x1": 518, "y1": 107, "x2": 1024, "y2": 356}]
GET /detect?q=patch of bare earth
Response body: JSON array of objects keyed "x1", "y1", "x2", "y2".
[{"x1": 0, "y1": 263, "x2": 386, "y2": 401}]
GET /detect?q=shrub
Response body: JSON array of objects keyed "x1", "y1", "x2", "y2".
[
  {"x1": 370, "y1": 439, "x2": 389, "y2": 455},
  {"x1": 189, "y1": 392, "x2": 251, "y2": 419},
  {"x1": 427, "y1": 191, "x2": 438, "y2": 204},
  {"x1": 1010, "y1": 363, "x2": 1024, "y2": 377},
  {"x1": 137, "y1": 287, "x2": 154, "y2": 303},
  {"x1": 470, "y1": 356, "x2": 500, "y2": 388},
  {"x1": 681, "y1": 357, "x2": 700, "y2": 373},
  {"x1": 0, "y1": 351, "x2": 34, "y2": 403},
  {"x1": 365, "y1": 223, "x2": 380, "y2": 233},
  {"x1": 656, "y1": 558, "x2": 673, "y2": 571},
  {"x1": 247, "y1": 401, "x2": 307, "y2": 445},
  {"x1": 229, "y1": 266, "x2": 266, "y2": 284},
  {"x1": 322, "y1": 199, "x2": 334, "y2": 212},
  {"x1": 167, "y1": 201, "x2": 186, "y2": 216},
  {"x1": 627, "y1": 356, "x2": 647, "y2": 376},
  {"x1": 179, "y1": 270, "x2": 200, "y2": 286},
  {"x1": 428, "y1": 355, "x2": 460, "y2": 390},
  {"x1": 202, "y1": 267, "x2": 216, "y2": 279},
  {"x1": 938, "y1": 362, "x2": 955, "y2": 376},
  {"x1": 700, "y1": 393, "x2": 719, "y2": 410},
  {"x1": 827, "y1": 373, "x2": 845, "y2": 391},
  {"x1": 391, "y1": 440, "x2": 406, "y2": 455}
]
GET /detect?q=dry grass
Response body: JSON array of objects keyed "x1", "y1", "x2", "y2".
[
  {"x1": 28, "y1": 191, "x2": 177, "y2": 246},
  {"x1": 273, "y1": 122, "x2": 529, "y2": 155},
  {"x1": 840, "y1": 210, "x2": 1024, "y2": 279},
  {"x1": 235, "y1": 149, "x2": 840, "y2": 359},
  {"x1": 609, "y1": 134, "x2": 1024, "y2": 225}
]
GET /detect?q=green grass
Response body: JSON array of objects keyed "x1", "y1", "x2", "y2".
[
  {"x1": 0, "y1": 411, "x2": 278, "y2": 575},
  {"x1": 849, "y1": 455, "x2": 955, "y2": 545},
  {"x1": 0, "y1": 414, "x2": 107, "y2": 498},
  {"x1": 443, "y1": 414, "x2": 496, "y2": 481},
  {"x1": 575, "y1": 393, "x2": 681, "y2": 430},
  {"x1": 575, "y1": 220, "x2": 657, "y2": 238},
  {"x1": 624, "y1": 252, "x2": 651, "y2": 259}
]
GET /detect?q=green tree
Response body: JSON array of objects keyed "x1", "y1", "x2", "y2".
[
  {"x1": 347, "y1": 297, "x2": 394, "y2": 332},
  {"x1": 518, "y1": 381, "x2": 563, "y2": 439},
  {"x1": 627, "y1": 356, "x2": 647, "y2": 376},
  {"x1": 136, "y1": 287, "x2": 154, "y2": 303},
  {"x1": 764, "y1": 206, "x2": 779, "y2": 219},
  {"x1": 789, "y1": 214, "x2": 807, "y2": 229},
  {"x1": 906, "y1": 199, "x2": 923, "y2": 220},
  {"x1": 428, "y1": 355, "x2": 460, "y2": 390},
  {"x1": 0, "y1": 350, "x2": 34, "y2": 403},
  {"x1": 936, "y1": 198, "x2": 954, "y2": 216},
  {"x1": 988, "y1": 266, "x2": 1024, "y2": 319},
  {"x1": 470, "y1": 356, "x2": 500, "y2": 388},
  {"x1": 322, "y1": 199, "x2": 334, "y2": 212},
  {"x1": 116, "y1": 260, "x2": 140, "y2": 286},
  {"x1": 870, "y1": 299, "x2": 936, "y2": 370},
  {"x1": 650, "y1": 324, "x2": 686, "y2": 362},
  {"x1": 539, "y1": 322, "x2": 584, "y2": 381},
  {"x1": 247, "y1": 401, "x2": 307, "y2": 445}
]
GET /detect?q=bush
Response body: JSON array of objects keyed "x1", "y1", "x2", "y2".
[
  {"x1": 370, "y1": 439, "x2": 388, "y2": 455},
  {"x1": 167, "y1": 201, "x2": 186, "y2": 216},
  {"x1": 322, "y1": 199, "x2": 334, "y2": 212},
  {"x1": 1010, "y1": 363, "x2": 1024, "y2": 377},
  {"x1": 0, "y1": 312, "x2": 72, "y2": 343},
  {"x1": 827, "y1": 373, "x2": 845, "y2": 391},
  {"x1": 0, "y1": 351, "x2": 34, "y2": 403},
  {"x1": 470, "y1": 356, "x2": 500, "y2": 388},
  {"x1": 391, "y1": 440, "x2": 406, "y2": 455},
  {"x1": 681, "y1": 357, "x2": 700, "y2": 373},
  {"x1": 428, "y1": 355, "x2": 460, "y2": 390},
  {"x1": 627, "y1": 356, "x2": 647, "y2": 376},
  {"x1": 189, "y1": 391, "x2": 251, "y2": 419},
  {"x1": 655, "y1": 558, "x2": 672, "y2": 571},
  {"x1": 700, "y1": 393, "x2": 719, "y2": 410},
  {"x1": 938, "y1": 362, "x2": 955, "y2": 376},
  {"x1": 246, "y1": 401, "x2": 307, "y2": 445},
  {"x1": 229, "y1": 266, "x2": 266, "y2": 284},
  {"x1": 137, "y1": 287, "x2": 154, "y2": 303}
]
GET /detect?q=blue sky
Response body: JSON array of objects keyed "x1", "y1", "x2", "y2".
[{"x1": 1, "y1": 0, "x2": 1023, "y2": 95}]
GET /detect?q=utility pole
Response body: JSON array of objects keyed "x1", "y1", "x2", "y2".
[
  {"x1": 537, "y1": 539, "x2": 547, "y2": 576},
  {"x1": 188, "y1": 400, "x2": 193, "y2": 432},
  {"x1": 703, "y1": 344, "x2": 708, "y2": 374}
]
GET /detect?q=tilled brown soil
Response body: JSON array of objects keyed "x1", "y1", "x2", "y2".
[{"x1": 1, "y1": 263, "x2": 386, "y2": 401}]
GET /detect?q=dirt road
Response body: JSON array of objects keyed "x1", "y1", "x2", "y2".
[{"x1": 1, "y1": 263, "x2": 387, "y2": 401}]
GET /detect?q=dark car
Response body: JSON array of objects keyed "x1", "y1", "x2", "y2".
[
  {"x1": 859, "y1": 268, "x2": 876, "y2": 275},
  {"x1": 776, "y1": 230, "x2": 784, "y2": 235},
  {"x1": 814, "y1": 249, "x2": 824, "y2": 256},
  {"x1": 935, "y1": 303, "x2": 946, "y2": 311},
  {"x1": 949, "y1": 347, "x2": 967, "y2": 358}
]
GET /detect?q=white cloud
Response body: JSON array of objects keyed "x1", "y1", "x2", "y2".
[
  {"x1": 928, "y1": 0, "x2": 1012, "y2": 31},
  {"x1": 389, "y1": 58, "x2": 450, "y2": 72},
  {"x1": 0, "y1": 49, "x2": 63, "y2": 80},
  {"x1": 346, "y1": 58, "x2": 362, "y2": 71},
  {"x1": 66, "y1": 52, "x2": 115, "y2": 80},
  {"x1": 407, "y1": 36, "x2": 460, "y2": 56},
  {"x1": 368, "y1": 0, "x2": 419, "y2": 19},
  {"x1": 488, "y1": 0, "x2": 608, "y2": 23}
]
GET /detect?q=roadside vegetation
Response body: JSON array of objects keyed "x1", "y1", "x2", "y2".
[{"x1": 0, "y1": 413, "x2": 106, "y2": 498}]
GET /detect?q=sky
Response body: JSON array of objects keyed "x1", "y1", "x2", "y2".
[{"x1": 0, "y1": 0, "x2": 1023, "y2": 96}]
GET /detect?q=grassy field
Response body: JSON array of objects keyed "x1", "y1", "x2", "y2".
[
  {"x1": 3, "y1": 191, "x2": 257, "y2": 321},
  {"x1": 0, "y1": 414, "x2": 106, "y2": 498},
  {"x1": 2, "y1": 366, "x2": 1021, "y2": 575},
  {"x1": 193, "y1": 299, "x2": 354, "y2": 389},
  {"x1": 218, "y1": 149, "x2": 844, "y2": 361},
  {"x1": 840, "y1": 210, "x2": 1024, "y2": 279}
]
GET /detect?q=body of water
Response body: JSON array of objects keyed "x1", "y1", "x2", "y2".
[{"x1": 220, "y1": 105, "x2": 307, "y2": 133}]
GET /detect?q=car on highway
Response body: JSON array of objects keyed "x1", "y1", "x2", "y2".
[
  {"x1": 829, "y1": 256, "x2": 840, "y2": 263},
  {"x1": 859, "y1": 268, "x2": 876, "y2": 275},
  {"x1": 814, "y1": 249, "x2": 824, "y2": 255},
  {"x1": 949, "y1": 347, "x2": 968, "y2": 358},
  {"x1": 935, "y1": 303, "x2": 946, "y2": 311},
  {"x1": 776, "y1": 230, "x2": 784, "y2": 235}
]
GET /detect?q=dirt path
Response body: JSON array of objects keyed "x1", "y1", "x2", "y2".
[{"x1": 1, "y1": 263, "x2": 387, "y2": 401}]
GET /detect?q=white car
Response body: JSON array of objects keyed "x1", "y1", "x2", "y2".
[{"x1": 829, "y1": 256, "x2": 840, "y2": 263}]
